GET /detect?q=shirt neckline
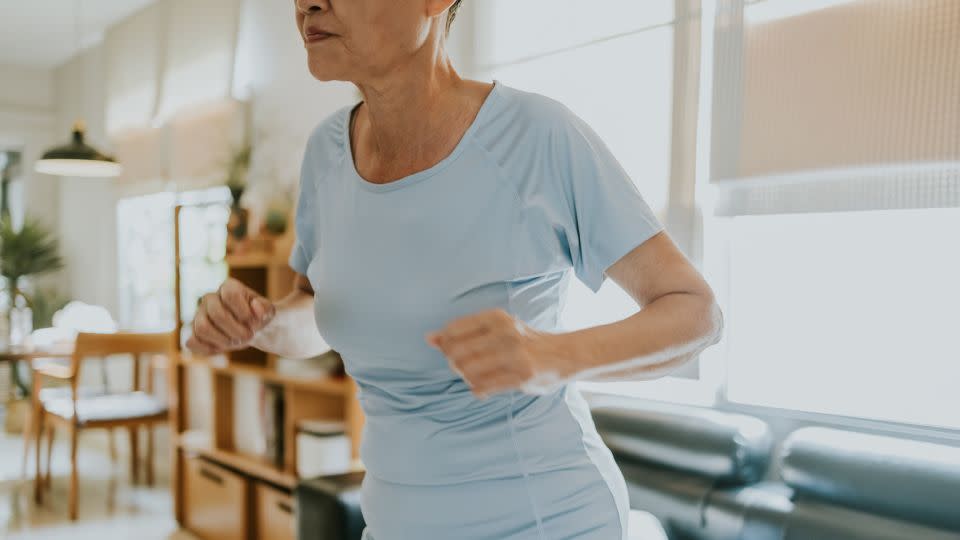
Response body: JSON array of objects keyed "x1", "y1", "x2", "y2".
[{"x1": 343, "y1": 81, "x2": 503, "y2": 193}]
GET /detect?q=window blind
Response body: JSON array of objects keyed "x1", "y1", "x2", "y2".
[
  {"x1": 156, "y1": 0, "x2": 241, "y2": 122},
  {"x1": 712, "y1": 0, "x2": 960, "y2": 215},
  {"x1": 104, "y1": 3, "x2": 162, "y2": 138},
  {"x1": 103, "y1": 0, "x2": 244, "y2": 191}
]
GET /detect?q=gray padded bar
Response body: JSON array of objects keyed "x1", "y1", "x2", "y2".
[
  {"x1": 620, "y1": 461, "x2": 713, "y2": 538},
  {"x1": 593, "y1": 403, "x2": 773, "y2": 484},
  {"x1": 783, "y1": 500, "x2": 960, "y2": 540},
  {"x1": 780, "y1": 427, "x2": 960, "y2": 532},
  {"x1": 703, "y1": 483, "x2": 794, "y2": 540}
]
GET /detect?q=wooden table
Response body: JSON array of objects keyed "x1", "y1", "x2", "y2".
[
  {"x1": 0, "y1": 343, "x2": 74, "y2": 362},
  {"x1": 1, "y1": 342, "x2": 74, "y2": 398},
  {"x1": 1, "y1": 343, "x2": 74, "y2": 397},
  {"x1": 0, "y1": 343, "x2": 74, "y2": 482}
]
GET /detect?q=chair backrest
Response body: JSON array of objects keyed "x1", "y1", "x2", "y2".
[
  {"x1": 69, "y1": 331, "x2": 177, "y2": 389},
  {"x1": 73, "y1": 331, "x2": 176, "y2": 357}
]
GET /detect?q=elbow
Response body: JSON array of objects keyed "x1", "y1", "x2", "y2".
[
  {"x1": 689, "y1": 282, "x2": 722, "y2": 345},
  {"x1": 700, "y1": 295, "x2": 724, "y2": 348},
  {"x1": 643, "y1": 299, "x2": 722, "y2": 381},
  {"x1": 666, "y1": 296, "x2": 722, "y2": 378}
]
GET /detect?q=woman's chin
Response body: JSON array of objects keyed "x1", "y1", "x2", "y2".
[{"x1": 307, "y1": 63, "x2": 349, "y2": 83}]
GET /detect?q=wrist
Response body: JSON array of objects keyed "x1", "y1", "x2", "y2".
[
  {"x1": 249, "y1": 318, "x2": 276, "y2": 350},
  {"x1": 535, "y1": 330, "x2": 591, "y2": 380}
]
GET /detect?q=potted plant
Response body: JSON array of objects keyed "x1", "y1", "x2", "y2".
[
  {"x1": 225, "y1": 146, "x2": 252, "y2": 253},
  {"x1": 0, "y1": 217, "x2": 64, "y2": 428},
  {"x1": 30, "y1": 286, "x2": 69, "y2": 331}
]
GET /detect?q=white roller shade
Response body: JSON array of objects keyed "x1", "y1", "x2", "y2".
[
  {"x1": 112, "y1": 126, "x2": 166, "y2": 188},
  {"x1": 713, "y1": 0, "x2": 960, "y2": 215},
  {"x1": 104, "y1": 3, "x2": 162, "y2": 137},
  {"x1": 104, "y1": 0, "x2": 242, "y2": 192},
  {"x1": 156, "y1": 0, "x2": 241, "y2": 122},
  {"x1": 166, "y1": 99, "x2": 245, "y2": 191}
]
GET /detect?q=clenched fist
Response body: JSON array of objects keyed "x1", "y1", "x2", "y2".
[
  {"x1": 186, "y1": 278, "x2": 277, "y2": 355},
  {"x1": 427, "y1": 309, "x2": 576, "y2": 398}
]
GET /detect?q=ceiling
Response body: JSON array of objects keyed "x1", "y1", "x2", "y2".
[{"x1": 0, "y1": 0, "x2": 157, "y2": 69}]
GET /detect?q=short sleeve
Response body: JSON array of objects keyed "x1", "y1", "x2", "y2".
[
  {"x1": 289, "y1": 146, "x2": 317, "y2": 275},
  {"x1": 548, "y1": 110, "x2": 664, "y2": 292}
]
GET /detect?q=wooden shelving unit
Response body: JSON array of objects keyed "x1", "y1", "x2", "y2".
[
  {"x1": 171, "y1": 205, "x2": 364, "y2": 540},
  {"x1": 177, "y1": 431, "x2": 297, "y2": 489},
  {"x1": 178, "y1": 353, "x2": 351, "y2": 395}
]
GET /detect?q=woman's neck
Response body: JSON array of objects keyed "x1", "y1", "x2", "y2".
[{"x1": 351, "y1": 49, "x2": 489, "y2": 183}]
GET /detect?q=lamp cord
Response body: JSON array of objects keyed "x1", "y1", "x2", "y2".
[{"x1": 74, "y1": 0, "x2": 85, "y2": 133}]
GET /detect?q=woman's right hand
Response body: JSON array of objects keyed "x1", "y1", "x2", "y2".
[{"x1": 186, "y1": 278, "x2": 277, "y2": 355}]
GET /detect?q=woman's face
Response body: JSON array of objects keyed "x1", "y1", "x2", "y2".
[{"x1": 294, "y1": 0, "x2": 449, "y2": 83}]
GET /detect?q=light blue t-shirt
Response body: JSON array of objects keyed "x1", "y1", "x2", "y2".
[{"x1": 291, "y1": 82, "x2": 662, "y2": 538}]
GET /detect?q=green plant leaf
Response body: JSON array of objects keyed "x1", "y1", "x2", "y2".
[{"x1": 0, "y1": 218, "x2": 65, "y2": 285}]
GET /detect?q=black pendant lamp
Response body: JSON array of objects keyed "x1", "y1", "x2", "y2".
[
  {"x1": 35, "y1": 0, "x2": 122, "y2": 178},
  {"x1": 35, "y1": 120, "x2": 122, "y2": 177}
]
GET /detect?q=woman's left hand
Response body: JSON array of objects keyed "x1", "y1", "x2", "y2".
[{"x1": 427, "y1": 309, "x2": 576, "y2": 398}]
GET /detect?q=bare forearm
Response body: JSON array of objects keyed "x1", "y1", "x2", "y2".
[
  {"x1": 431, "y1": 235, "x2": 724, "y2": 397},
  {"x1": 249, "y1": 289, "x2": 330, "y2": 359},
  {"x1": 556, "y1": 291, "x2": 722, "y2": 383}
]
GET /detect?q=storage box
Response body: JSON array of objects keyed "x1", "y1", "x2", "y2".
[
  {"x1": 184, "y1": 456, "x2": 250, "y2": 540},
  {"x1": 296, "y1": 419, "x2": 351, "y2": 478},
  {"x1": 255, "y1": 482, "x2": 296, "y2": 540}
]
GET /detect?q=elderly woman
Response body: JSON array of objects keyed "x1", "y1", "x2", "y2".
[{"x1": 188, "y1": 1, "x2": 722, "y2": 538}]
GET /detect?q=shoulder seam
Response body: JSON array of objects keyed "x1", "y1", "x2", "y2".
[{"x1": 466, "y1": 136, "x2": 524, "y2": 209}]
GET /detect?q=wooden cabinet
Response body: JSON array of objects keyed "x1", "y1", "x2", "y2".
[
  {"x1": 254, "y1": 482, "x2": 297, "y2": 540},
  {"x1": 183, "y1": 456, "x2": 250, "y2": 540}
]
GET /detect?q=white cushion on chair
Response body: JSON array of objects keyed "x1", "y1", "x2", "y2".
[
  {"x1": 43, "y1": 391, "x2": 168, "y2": 424},
  {"x1": 38, "y1": 386, "x2": 105, "y2": 403}
]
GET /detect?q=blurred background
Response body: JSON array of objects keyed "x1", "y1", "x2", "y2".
[{"x1": 0, "y1": 1, "x2": 957, "y2": 539}]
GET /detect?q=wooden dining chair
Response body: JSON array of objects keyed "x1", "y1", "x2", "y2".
[
  {"x1": 21, "y1": 357, "x2": 124, "y2": 481},
  {"x1": 31, "y1": 331, "x2": 176, "y2": 520}
]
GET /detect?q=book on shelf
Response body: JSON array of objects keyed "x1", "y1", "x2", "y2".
[
  {"x1": 260, "y1": 382, "x2": 285, "y2": 468},
  {"x1": 235, "y1": 376, "x2": 267, "y2": 457}
]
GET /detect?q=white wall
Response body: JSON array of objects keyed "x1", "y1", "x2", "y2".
[
  {"x1": 447, "y1": 2, "x2": 479, "y2": 77},
  {"x1": 0, "y1": 63, "x2": 63, "y2": 303},
  {"x1": 232, "y1": 0, "x2": 357, "y2": 209},
  {"x1": 52, "y1": 45, "x2": 119, "y2": 315},
  {"x1": 0, "y1": 64, "x2": 59, "y2": 233},
  {"x1": 0, "y1": 64, "x2": 55, "y2": 111}
]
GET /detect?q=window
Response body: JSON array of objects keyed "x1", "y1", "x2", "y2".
[
  {"x1": 117, "y1": 187, "x2": 229, "y2": 332},
  {"x1": 175, "y1": 195, "x2": 231, "y2": 333},
  {"x1": 117, "y1": 192, "x2": 177, "y2": 330},
  {"x1": 725, "y1": 208, "x2": 960, "y2": 429},
  {"x1": 713, "y1": 0, "x2": 960, "y2": 429}
]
